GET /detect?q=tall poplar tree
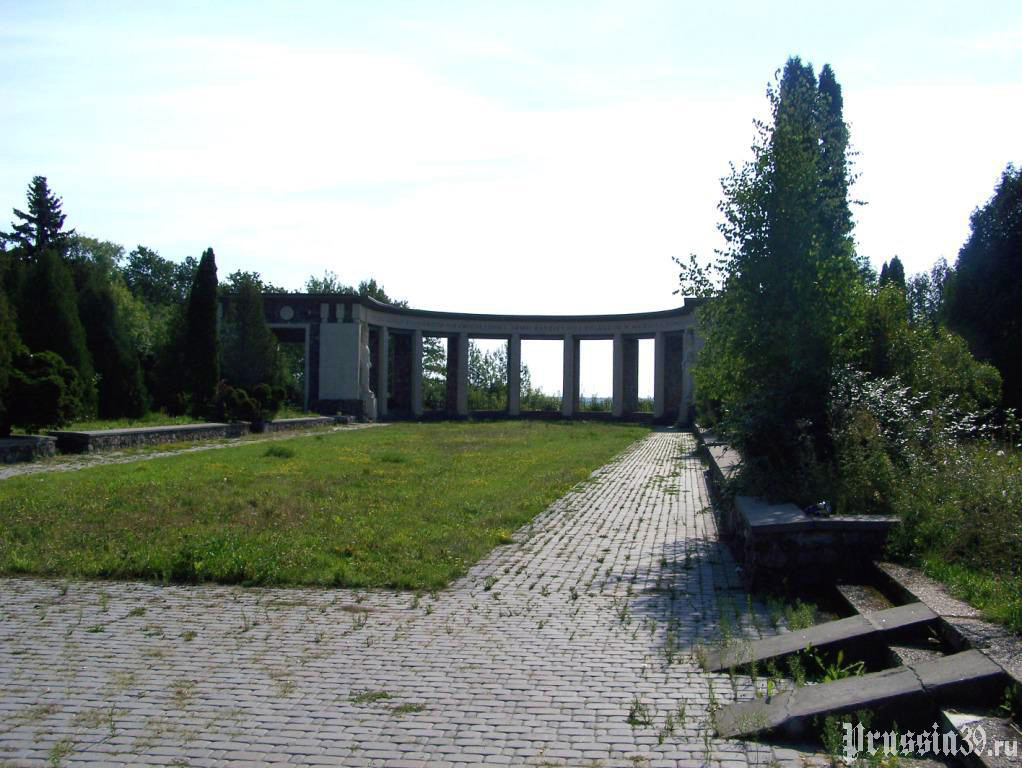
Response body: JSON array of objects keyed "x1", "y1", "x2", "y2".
[{"x1": 690, "y1": 58, "x2": 863, "y2": 499}]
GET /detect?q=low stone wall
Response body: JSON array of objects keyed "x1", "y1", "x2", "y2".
[
  {"x1": 696, "y1": 428, "x2": 900, "y2": 589},
  {"x1": 49, "y1": 423, "x2": 248, "y2": 453},
  {"x1": 49, "y1": 416, "x2": 343, "y2": 454},
  {"x1": 732, "y1": 495, "x2": 899, "y2": 588},
  {"x1": 263, "y1": 416, "x2": 338, "y2": 433},
  {"x1": 0, "y1": 435, "x2": 57, "y2": 464}
]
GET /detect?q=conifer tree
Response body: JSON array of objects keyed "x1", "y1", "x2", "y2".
[
  {"x1": 182, "y1": 248, "x2": 220, "y2": 415},
  {"x1": 16, "y1": 249, "x2": 96, "y2": 414},
  {"x1": 0, "y1": 291, "x2": 20, "y2": 430},
  {"x1": 879, "y1": 256, "x2": 906, "y2": 289},
  {"x1": 77, "y1": 264, "x2": 149, "y2": 418},
  {"x1": 221, "y1": 274, "x2": 283, "y2": 393},
  {"x1": 947, "y1": 165, "x2": 1022, "y2": 408},
  {"x1": 3, "y1": 176, "x2": 76, "y2": 260}
]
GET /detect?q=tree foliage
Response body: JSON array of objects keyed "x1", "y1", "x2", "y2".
[
  {"x1": 878, "y1": 256, "x2": 906, "y2": 289},
  {"x1": 121, "y1": 245, "x2": 197, "y2": 305},
  {"x1": 221, "y1": 269, "x2": 286, "y2": 294},
  {"x1": 906, "y1": 257, "x2": 951, "y2": 330},
  {"x1": 687, "y1": 58, "x2": 1009, "y2": 519},
  {"x1": 946, "y1": 165, "x2": 1022, "y2": 409}
]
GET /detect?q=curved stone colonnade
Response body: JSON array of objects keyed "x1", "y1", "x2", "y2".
[{"x1": 250, "y1": 294, "x2": 704, "y2": 423}]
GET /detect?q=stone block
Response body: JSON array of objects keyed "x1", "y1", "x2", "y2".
[{"x1": 0, "y1": 435, "x2": 57, "y2": 463}]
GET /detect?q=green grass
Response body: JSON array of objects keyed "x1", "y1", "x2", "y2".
[
  {"x1": 0, "y1": 421, "x2": 646, "y2": 589},
  {"x1": 890, "y1": 440, "x2": 1022, "y2": 634},
  {"x1": 923, "y1": 558, "x2": 1022, "y2": 634},
  {"x1": 62, "y1": 412, "x2": 201, "y2": 431}
]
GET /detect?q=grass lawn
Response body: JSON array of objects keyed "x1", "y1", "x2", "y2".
[{"x1": 0, "y1": 421, "x2": 647, "y2": 589}]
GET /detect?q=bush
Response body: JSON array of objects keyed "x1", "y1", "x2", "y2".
[
  {"x1": 251, "y1": 383, "x2": 285, "y2": 420},
  {"x1": 890, "y1": 440, "x2": 1022, "y2": 578},
  {"x1": 212, "y1": 381, "x2": 285, "y2": 424},
  {"x1": 830, "y1": 410, "x2": 900, "y2": 516},
  {"x1": 3, "y1": 351, "x2": 81, "y2": 434}
]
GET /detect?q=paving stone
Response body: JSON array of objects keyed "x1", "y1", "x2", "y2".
[{"x1": 0, "y1": 430, "x2": 809, "y2": 767}]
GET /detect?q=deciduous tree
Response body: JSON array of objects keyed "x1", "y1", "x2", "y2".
[{"x1": 690, "y1": 57, "x2": 865, "y2": 499}]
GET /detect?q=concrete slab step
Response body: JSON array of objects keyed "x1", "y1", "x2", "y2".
[
  {"x1": 703, "y1": 602, "x2": 938, "y2": 672},
  {"x1": 878, "y1": 561, "x2": 1022, "y2": 696},
  {"x1": 837, "y1": 583, "x2": 895, "y2": 614},
  {"x1": 714, "y1": 650, "x2": 1007, "y2": 739}
]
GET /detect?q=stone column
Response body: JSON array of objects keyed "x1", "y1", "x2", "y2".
[
  {"x1": 456, "y1": 333, "x2": 469, "y2": 417},
  {"x1": 681, "y1": 329, "x2": 695, "y2": 422},
  {"x1": 507, "y1": 334, "x2": 521, "y2": 416},
  {"x1": 612, "y1": 334, "x2": 625, "y2": 417},
  {"x1": 411, "y1": 329, "x2": 423, "y2": 417},
  {"x1": 623, "y1": 337, "x2": 639, "y2": 414},
  {"x1": 561, "y1": 333, "x2": 578, "y2": 417},
  {"x1": 445, "y1": 334, "x2": 470, "y2": 416},
  {"x1": 376, "y1": 327, "x2": 389, "y2": 418},
  {"x1": 653, "y1": 330, "x2": 666, "y2": 419}
]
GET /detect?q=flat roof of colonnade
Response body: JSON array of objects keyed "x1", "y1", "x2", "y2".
[{"x1": 260, "y1": 293, "x2": 705, "y2": 340}]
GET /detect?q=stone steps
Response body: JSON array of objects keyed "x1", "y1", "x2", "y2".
[
  {"x1": 702, "y1": 602, "x2": 938, "y2": 672},
  {"x1": 715, "y1": 649, "x2": 1007, "y2": 739}
]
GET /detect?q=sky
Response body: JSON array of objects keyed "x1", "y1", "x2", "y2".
[{"x1": 2, "y1": 1, "x2": 1020, "y2": 397}]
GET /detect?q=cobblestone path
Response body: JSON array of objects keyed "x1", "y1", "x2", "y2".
[{"x1": 0, "y1": 430, "x2": 805, "y2": 767}]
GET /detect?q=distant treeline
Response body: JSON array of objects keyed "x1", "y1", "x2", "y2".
[
  {"x1": 0, "y1": 176, "x2": 571, "y2": 433},
  {"x1": 0, "y1": 176, "x2": 420, "y2": 434}
]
